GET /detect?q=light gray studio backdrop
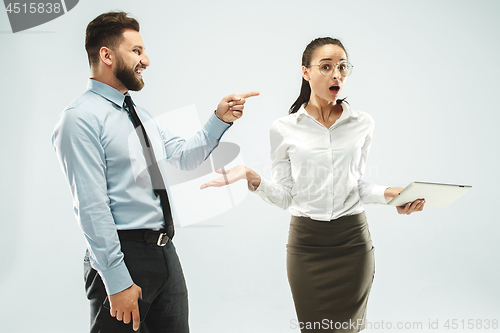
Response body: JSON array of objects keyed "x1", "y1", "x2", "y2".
[{"x1": 1, "y1": 0, "x2": 499, "y2": 332}]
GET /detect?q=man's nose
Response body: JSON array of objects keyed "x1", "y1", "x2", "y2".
[{"x1": 141, "y1": 53, "x2": 150, "y2": 67}]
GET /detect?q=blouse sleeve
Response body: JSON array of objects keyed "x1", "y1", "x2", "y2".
[
  {"x1": 252, "y1": 122, "x2": 294, "y2": 209},
  {"x1": 357, "y1": 115, "x2": 389, "y2": 204}
]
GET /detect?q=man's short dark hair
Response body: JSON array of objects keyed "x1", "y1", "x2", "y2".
[{"x1": 85, "y1": 11, "x2": 140, "y2": 67}]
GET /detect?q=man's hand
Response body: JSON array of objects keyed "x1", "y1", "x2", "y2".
[
  {"x1": 216, "y1": 91, "x2": 260, "y2": 123},
  {"x1": 109, "y1": 283, "x2": 142, "y2": 331},
  {"x1": 384, "y1": 187, "x2": 425, "y2": 215}
]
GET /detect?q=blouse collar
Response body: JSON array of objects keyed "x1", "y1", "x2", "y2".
[{"x1": 295, "y1": 101, "x2": 359, "y2": 122}]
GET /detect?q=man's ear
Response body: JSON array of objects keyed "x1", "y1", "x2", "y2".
[
  {"x1": 99, "y1": 46, "x2": 113, "y2": 66},
  {"x1": 302, "y1": 66, "x2": 310, "y2": 81}
]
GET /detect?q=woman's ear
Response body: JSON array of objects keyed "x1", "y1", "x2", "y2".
[{"x1": 302, "y1": 66, "x2": 310, "y2": 81}]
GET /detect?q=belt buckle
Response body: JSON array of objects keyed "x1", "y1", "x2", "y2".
[{"x1": 157, "y1": 233, "x2": 169, "y2": 246}]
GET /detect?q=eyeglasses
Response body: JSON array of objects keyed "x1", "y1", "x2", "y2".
[{"x1": 312, "y1": 61, "x2": 353, "y2": 77}]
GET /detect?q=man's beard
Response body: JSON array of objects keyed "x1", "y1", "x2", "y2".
[{"x1": 114, "y1": 54, "x2": 145, "y2": 91}]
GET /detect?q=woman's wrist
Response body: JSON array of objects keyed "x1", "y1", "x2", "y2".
[
  {"x1": 245, "y1": 167, "x2": 261, "y2": 190},
  {"x1": 384, "y1": 187, "x2": 404, "y2": 198}
]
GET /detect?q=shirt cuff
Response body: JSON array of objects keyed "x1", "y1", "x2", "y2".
[
  {"x1": 205, "y1": 112, "x2": 232, "y2": 140},
  {"x1": 99, "y1": 261, "x2": 134, "y2": 295},
  {"x1": 252, "y1": 176, "x2": 271, "y2": 197},
  {"x1": 373, "y1": 185, "x2": 390, "y2": 204}
]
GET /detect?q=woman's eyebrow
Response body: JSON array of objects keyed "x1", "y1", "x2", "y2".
[{"x1": 319, "y1": 57, "x2": 347, "y2": 62}]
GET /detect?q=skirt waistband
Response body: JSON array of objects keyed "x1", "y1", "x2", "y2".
[
  {"x1": 290, "y1": 211, "x2": 366, "y2": 226},
  {"x1": 288, "y1": 212, "x2": 371, "y2": 249}
]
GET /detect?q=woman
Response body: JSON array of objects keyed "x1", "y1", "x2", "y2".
[{"x1": 201, "y1": 37, "x2": 424, "y2": 332}]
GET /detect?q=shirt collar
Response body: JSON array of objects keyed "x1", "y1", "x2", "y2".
[
  {"x1": 296, "y1": 101, "x2": 359, "y2": 121},
  {"x1": 87, "y1": 79, "x2": 127, "y2": 107}
]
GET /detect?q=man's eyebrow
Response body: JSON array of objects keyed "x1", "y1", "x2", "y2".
[{"x1": 132, "y1": 45, "x2": 145, "y2": 50}]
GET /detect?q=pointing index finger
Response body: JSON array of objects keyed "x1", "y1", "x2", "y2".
[{"x1": 238, "y1": 91, "x2": 260, "y2": 99}]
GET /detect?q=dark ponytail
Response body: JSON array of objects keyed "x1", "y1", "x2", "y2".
[
  {"x1": 289, "y1": 37, "x2": 349, "y2": 114},
  {"x1": 289, "y1": 78, "x2": 311, "y2": 115}
]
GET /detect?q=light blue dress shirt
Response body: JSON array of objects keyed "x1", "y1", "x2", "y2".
[{"x1": 52, "y1": 79, "x2": 231, "y2": 295}]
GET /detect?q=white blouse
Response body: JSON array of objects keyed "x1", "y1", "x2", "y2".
[{"x1": 253, "y1": 102, "x2": 388, "y2": 221}]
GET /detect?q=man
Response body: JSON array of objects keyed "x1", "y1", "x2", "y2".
[{"x1": 52, "y1": 11, "x2": 258, "y2": 332}]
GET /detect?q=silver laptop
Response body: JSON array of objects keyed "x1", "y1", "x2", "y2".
[{"x1": 387, "y1": 181, "x2": 472, "y2": 208}]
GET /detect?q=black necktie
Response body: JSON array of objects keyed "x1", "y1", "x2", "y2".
[{"x1": 124, "y1": 95, "x2": 174, "y2": 239}]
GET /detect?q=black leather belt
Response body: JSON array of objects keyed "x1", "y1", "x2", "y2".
[{"x1": 118, "y1": 229, "x2": 170, "y2": 246}]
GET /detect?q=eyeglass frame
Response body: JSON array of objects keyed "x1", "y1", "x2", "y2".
[{"x1": 310, "y1": 61, "x2": 354, "y2": 77}]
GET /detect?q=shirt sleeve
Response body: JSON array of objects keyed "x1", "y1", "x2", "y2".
[
  {"x1": 157, "y1": 112, "x2": 231, "y2": 170},
  {"x1": 52, "y1": 107, "x2": 133, "y2": 295},
  {"x1": 357, "y1": 116, "x2": 388, "y2": 204},
  {"x1": 253, "y1": 122, "x2": 294, "y2": 209}
]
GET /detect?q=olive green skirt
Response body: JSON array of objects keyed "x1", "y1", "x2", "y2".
[{"x1": 287, "y1": 212, "x2": 374, "y2": 333}]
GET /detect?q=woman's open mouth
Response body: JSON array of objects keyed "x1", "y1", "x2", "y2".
[{"x1": 329, "y1": 85, "x2": 340, "y2": 94}]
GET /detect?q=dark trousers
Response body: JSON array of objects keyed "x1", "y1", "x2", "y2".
[{"x1": 84, "y1": 240, "x2": 189, "y2": 333}]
